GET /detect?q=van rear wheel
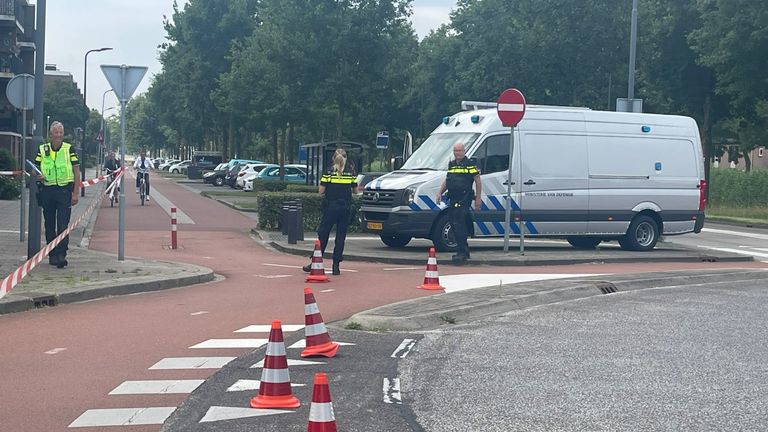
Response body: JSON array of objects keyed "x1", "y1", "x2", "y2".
[
  {"x1": 566, "y1": 237, "x2": 601, "y2": 249},
  {"x1": 380, "y1": 234, "x2": 412, "y2": 248},
  {"x1": 431, "y1": 213, "x2": 457, "y2": 252},
  {"x1": 620, "y1": 215, "x2": 659, "y2": 251}
]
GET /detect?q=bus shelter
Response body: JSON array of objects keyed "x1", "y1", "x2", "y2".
[{"x1": 300, "y1": 141, "x2": 365, "y2": 186}]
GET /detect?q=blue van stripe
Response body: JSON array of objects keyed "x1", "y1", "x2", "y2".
[
  {"x1": 476, "y1": 221, "x2": 491, "y2": 235},
  {"x1": 525, "y1": 221, "x2": 538, "y2": 234},
  {"x1": 409, "y1": 203, "x2": 420, "y2": 211},
  {"x1": 488, "y1": 195, "x2": 504, "y2": 210},
  {"x1": 491, "y1": 221, "x2": 504, "y2": 234},
  {"x1": 419, "y1": 196, "x2": 440, "y2": 211}
]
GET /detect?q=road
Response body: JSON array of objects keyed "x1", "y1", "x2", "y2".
[
  {"x1": 1, "y1": 171, "x2": 767, "y2": 431},
  {"x1": 667, "y1": 222, "x2": 768, "y2": 262},
  {"x1": 400, "y1": 278, "x2": 768, "y2": 431}
]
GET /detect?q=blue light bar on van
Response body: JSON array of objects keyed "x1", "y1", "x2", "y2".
[
  {"x1": 642, "y1": 126, "x2": 651, "y2": 133},
  {"x1": 442, "y1": 116, "x2": 451, "y2": 125},
  {"x1": 471, "y1": 115, "x2": 482, "y2": 124}
]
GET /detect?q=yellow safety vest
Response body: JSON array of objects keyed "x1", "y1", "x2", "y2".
[{"x1": 37, "y1": 142, "x2": 76, "y2": 186}]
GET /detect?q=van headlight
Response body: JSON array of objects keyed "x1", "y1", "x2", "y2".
[{"x1": 402, "y1": 187, "x2": 416, "y2": 206}]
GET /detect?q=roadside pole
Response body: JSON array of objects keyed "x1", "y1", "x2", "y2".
[{"x1": 496, "y1": 89, "x2": 526, "y2": 254}]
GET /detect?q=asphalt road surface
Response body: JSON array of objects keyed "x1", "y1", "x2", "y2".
[{"x1": 401, "y1": 279, "x2": 768, "y2": 431}]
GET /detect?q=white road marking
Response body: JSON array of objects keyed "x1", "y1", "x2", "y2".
[
  {"x1": 383, "y1": 378, "x2": 402, "y2": 405},
  {"x1": 199, "y1": 406, "x2": 293, "y2": 423},
  {"x1": 190, "y1": 311, "x2": 209, "y2": 316},
  {"x1": 109, "y1": 380, "x2": 204, "y2": 395},
  {"x1": 253, "y1": 274, "x2": 293, "y2": 278},
  {"x1": 287, "y1": 340, "x2": 355, "y2": 349},
  {"x1": 149, "y1": 357, "x2": 236, "y2": 370},
  {"x1": 189, "y1": 339, "x2": 268, "y2": 349},
  {"x1": 44, "y1": 348, "x2": 67, "y2": 355},
  {"x1": 384, "y1": 267, "x2": 422, "y2": 271},
  {"x1": 319, "y1": 288, "x2": 335, "y2": 293},
  {"x1": 226, "y1": 380, "x2": 305, "y2": 392},
  {"x1": 251, "y1": 359, "x2": 324, "y2": 368},
  {"x1": 234, "y1": 324, "x2": 304, "y2": 333},
  {"x1": 127, "y1": 170, "x2": 194, "y2": 224},
  {"x1": 391, "y1": 339, "x2": 416, "y2": 358},
  {"x1": 697, "y1": 246, "x2": 768, "y2": 259},
  {"x1": 702, "y1": 227, "x2": 768, "y2": 241},
  {"x1": 263, "y1": 263, "x2": 304, "y2": 269},
  {"x1": 69, "y1": 407, "x2": 176, "y2": 428},
  {"x1": 440, "y1": 273, "x2": 604, "y2": 293}
]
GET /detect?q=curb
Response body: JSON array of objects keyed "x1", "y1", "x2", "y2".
[{"x1": 343, "y1": 269, "x2": 768, "y2": 331}]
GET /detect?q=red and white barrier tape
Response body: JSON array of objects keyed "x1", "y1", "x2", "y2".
[
  {"x1": 0, "y1": 172, "x2": 123, "y2": 300},
  {"x1": 0, "y1": 170, "x2": 22, "y2": 176},
  {"x1": 82, "y1": 166, "x2": 124, "y2": 188}
]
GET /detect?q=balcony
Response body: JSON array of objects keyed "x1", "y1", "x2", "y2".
[{"x1": 0, "y1": 0, "x2": 24, "y2": 32}]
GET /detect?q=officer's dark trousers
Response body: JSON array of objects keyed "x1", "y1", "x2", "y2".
[
  {"x1": 449, "y1": 201, "x2": 471, "y2": 258},
  {"x1": 317, "y1": 201, "x2": 351, "y2": 265},
  {"x1": 41, "y1": 184, "x2": 73, "y2": 259}
]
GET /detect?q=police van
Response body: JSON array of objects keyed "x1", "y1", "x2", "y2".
[{"x1": 361, "y1": 102, "x2": 706, "y2": 251}]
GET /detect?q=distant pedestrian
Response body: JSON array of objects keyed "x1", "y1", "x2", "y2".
[
  {"x1": 303, "y1": 148, "x2": 358, "y2": 275},
  {"x1": 35, "y1": 121, "x2": 81, "y2": 268},
  {"x1": 435, "y1": 143, "x2": 481, "y2": 264}
]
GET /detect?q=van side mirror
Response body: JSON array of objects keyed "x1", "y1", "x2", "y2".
[{"x1": 392, "y1": 156, "x2": 404, "y2": 170}]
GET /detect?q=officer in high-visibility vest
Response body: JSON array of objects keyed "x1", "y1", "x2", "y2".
[
  {"x1": 303, "y1": 148, "x2": 358, "y2": 275},
  {"x1": 35, "y1": 121, "x2": 81, "y2": 268},
  {"x1": 436, "y1": 143, "x2": 482, "y2": 264}
]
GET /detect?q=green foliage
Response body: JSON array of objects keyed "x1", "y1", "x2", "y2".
[
  {"x1": 0, "y1": 148, "x2": 17, "y2": 170},
  {"x1": 708, "y1": 169, "x2": 768, "y2": 207},
  {"x1": 0, "y1": 175, "x2": 21, "y2": 200},
  {"x1": 256, "y1": 191, "x2": 362, "y2": 232},
  {"x1": 285, "y1": 184, "x2": 318, "y2": 193},
  {"x1": 43, "y1": 80, "x2": 88, "y2": 135}
]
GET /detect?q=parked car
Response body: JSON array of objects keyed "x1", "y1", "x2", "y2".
[
  {"x1": 169, "y1": 160, "x2": 192, "y2": 174},
  {"x1": 202, "y1": 163, "x2": 230, "y2": 186},
  {"x1": 257, "y1": 165, "x2": 307, "y2": 182},
  {"x1": 225, "y1": 162, "x2": 249, "y2": 188},
  {"x1": 159, "y1": 159, "x2": 180, "y2": 171},
  {"x1": 235, "y1": 163, "x2": 273, "y2": 189}
]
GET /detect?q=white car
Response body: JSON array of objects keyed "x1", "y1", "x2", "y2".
[
  {"x1": 169, "y1": 160, "x2": 191, "y2": 174},
  {"x1": 159, "y1": 159, "x2": 180, "y2": 171},
  {"x1": 235, "y1": 163, "x2": 272, "y2": 189}
]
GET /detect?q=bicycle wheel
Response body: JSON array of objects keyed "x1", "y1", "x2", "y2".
[{"x1": 140, "y1": 178, "x2": 146, "y2": 206}]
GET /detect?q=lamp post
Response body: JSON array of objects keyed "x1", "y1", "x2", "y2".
[
  {"x1": 99, "y1": 88, "x2": 115, "y2": 172},
  {"x1": 81, "y1": 47, "x2": 113, "y2": 196}
]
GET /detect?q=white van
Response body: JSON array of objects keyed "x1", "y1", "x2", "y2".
[{"x1": 361, "y1": 103, "x2": 706, "y2": 251}]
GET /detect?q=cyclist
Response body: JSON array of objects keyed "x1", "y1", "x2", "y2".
[
  {"x1": 104, "y1": 151, "x2": 121, "y2": 202},
  {"x1": 132, "y1": 149, "x2": 155, "y2": 201}
]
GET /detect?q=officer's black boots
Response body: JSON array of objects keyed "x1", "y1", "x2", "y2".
[
  {"x1": 302, "y1": 263, "x2": 312, "y2": 273},
  {"x1": 332, "y1": 263, "x2": 340, "y2": 276}
]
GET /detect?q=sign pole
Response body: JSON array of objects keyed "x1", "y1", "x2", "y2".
[
  {"x1": 19, "y1": 107, "x2": 26, "y2": 241},
  {"x1": 496, "y1": 88, "x2": 527, "y2": 255}
]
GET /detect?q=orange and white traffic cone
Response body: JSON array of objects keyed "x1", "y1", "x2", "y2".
[
  {"x1": 250, "y1": 320, "x2": 301, "y2": 409},
  {"x1": 418, "y1": 247, "x2": 445, "y2": 290},
  {"x1": 301, "y1": 287, "x2": 340, "y2": 358},
  {"x1": 306, "y1": 239, "x2": 330, "y2": 283},
  {"x1": 307, "y1": 372, "x2": 337, "y2": 432}
]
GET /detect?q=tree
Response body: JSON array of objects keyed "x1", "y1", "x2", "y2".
[{"x1": 43, "y1": 80, "x2": 87, "y2": 137}]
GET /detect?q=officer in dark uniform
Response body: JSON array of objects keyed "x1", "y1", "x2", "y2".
[
  {"x1": 303, "y1": 148, "x2": 358, "y2": 275},
  {"x1": 436, "y1": 143, "x2": 482, "y2": 264}
]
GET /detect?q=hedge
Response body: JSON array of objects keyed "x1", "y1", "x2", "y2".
[
  {"x1": 709, "y1": 169, "x2": 768, "y2": 207},
  {"x1": 0, "y1": 175, "x2": 21, "y2": 200},
  {"x1": 256, "y1": 191, "x2": 363, "y2": 233}
]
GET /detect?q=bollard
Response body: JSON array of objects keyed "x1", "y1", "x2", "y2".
[
  {"x1": 286, "y1": 204, "x2": 298, "y2": 244},
  {"x1": 171, "y1": 207, "x2": 178, "y2": 250},
  {"x1": 294, "y1": 200, "x2": 304, "y2": 241},
  {"x1": 281, "y1": 202, "x2": 291, "y2": 235}
]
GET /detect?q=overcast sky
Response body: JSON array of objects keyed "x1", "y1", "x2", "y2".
[{"x1": 37, "y1": 0, "x2": 456, "y2": 115}]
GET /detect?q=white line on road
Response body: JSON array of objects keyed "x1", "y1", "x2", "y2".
[
  {"x1": 391, "y1": 338, "x2": 416, "y2": 359},
  {"x1": 440, "y1": 274, "x2": 604, "y2": 293},
  {"x1": 250, "y1": 359, "x2": 324, "y2": 368},
  {"x1": 149, "y1": 357, "x2": 236, "y2": 370},
  {"x1": 126, "y1": 169, "x2": 194, "y2": 224},
  {"x1": 199, "y1": 406, "x2": 293, "y2": 423},
  {"x1": 189, "y1": 339, "x2": 269, "y2": 349},
  {"x1": 234, "y1": 324, "x2": 304, "y2": 333},
  {"x1": 383, "y1": 267, "x2": 422, "y2": 271},
  {"x1": 109, "y1": 380, "x2": 204, "y2": 395},
  {"x1": 702, "y1": 227, "x2": 768, "y2": 241},
  {"x1": 226, "y1": 380, "x2": 305, "y2": 392},
  {"x1": 697, "y1": 246, "x2": 768, "y2": 259},
  {"x1": 69, "y1": 407, "x2": 176, "y2": 428},
  {"x1": 44, "y1": 348, "x2": 67, "y2": 355},
  {"x1": 383, "y1": 378, "x2": 402, "y2": 404}
]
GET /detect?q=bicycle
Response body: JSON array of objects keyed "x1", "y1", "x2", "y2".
[
  {"x1": 104, "y1": 168, "x2": 119, "y2": 207},
  {"x1": 137, "y1": 168, "x2": 149, "y2": 206}
]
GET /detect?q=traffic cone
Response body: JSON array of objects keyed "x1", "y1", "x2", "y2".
[
  {"x1": 418, "y1": 247, "x2": 445, "y2": 290},
  {"x1": 307, "y1": 372, "x2": 337, "y2": 432},
  {"x1": 250, "y1": 320, "x2": 301, "y2": 409},
  {"x1": 301, "y1": 287, "x2": 340, "y2": 358},
  {"x1": 306, "y1": 239, "x2": 331, "y2": 283}
]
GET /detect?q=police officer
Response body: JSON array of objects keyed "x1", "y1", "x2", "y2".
[
  {"x1": 303, "y1": 148, "x2": 358, "y2": 275},
  {"x1": 35, "y1": 121, "x2": 81, "y2": 268},
  {"x1": 435, "y1": 143, "x2": 481, "y2": 264}
]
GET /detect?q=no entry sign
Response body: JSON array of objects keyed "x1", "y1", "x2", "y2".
[{"x1": 496, "y1": 88, "x2": 526, "y2": 127}]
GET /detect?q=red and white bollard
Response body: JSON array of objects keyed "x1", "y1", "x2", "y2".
[{"x1": 171, "y1": 207, "x2": 178, "y2": 250}]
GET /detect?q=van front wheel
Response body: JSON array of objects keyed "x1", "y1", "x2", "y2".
[
  {"x1": 431, "y1": 213, "x2": 457, "y2": 252},
  {"x1": 566, "y1": 237, "x2": 602, "y2": 249},
  {"x1": 620, "y1": 215, "x2": 659, "y2": 251},
  {"x1": 380, "y1": 234, "x2": 412, "y2": 248}
]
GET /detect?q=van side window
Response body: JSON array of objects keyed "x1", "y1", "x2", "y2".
[{"x1": 473, "y1": 134, "x2": 510, "y2": 174}]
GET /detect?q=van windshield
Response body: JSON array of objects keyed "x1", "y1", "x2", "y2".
[{"x1": 401, "y1": 132, "x2": 480, "y2": 170}]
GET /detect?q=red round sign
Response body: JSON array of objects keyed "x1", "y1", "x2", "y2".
[{"x1": 496, "y1": 88, "x2": 526, "y2": 127}]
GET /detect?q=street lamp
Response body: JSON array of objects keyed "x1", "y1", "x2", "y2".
[{"x1": 81, "y1": 47, "x2": 113, "y2": 196}]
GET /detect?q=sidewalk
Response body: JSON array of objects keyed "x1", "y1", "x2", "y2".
[{"x1": 0, "y1": 171, "x2": 214, "y2": 315}]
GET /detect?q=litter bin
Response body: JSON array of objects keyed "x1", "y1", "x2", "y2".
[{"x1": 187, "y1": 165, "x2": 202, "y2": 180}]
